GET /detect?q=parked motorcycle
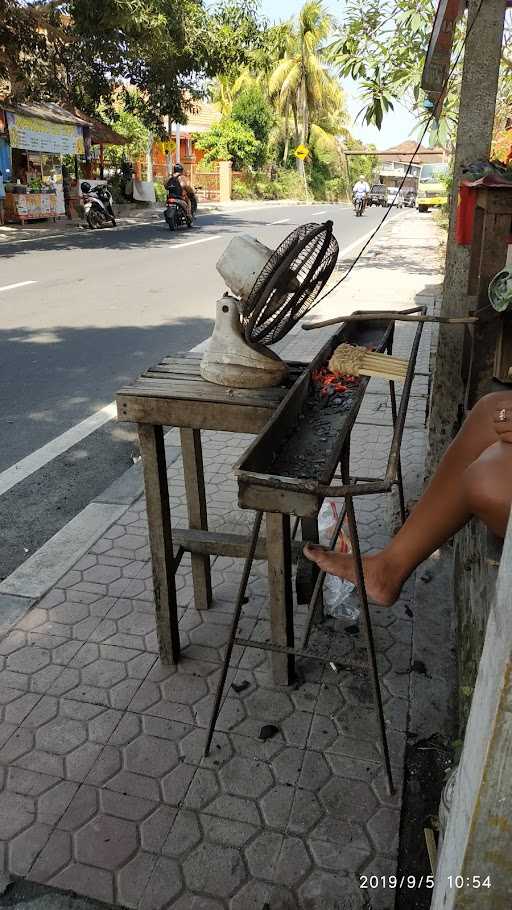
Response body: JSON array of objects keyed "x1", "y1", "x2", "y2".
[
  {"x1": 353, "y1": 191, "x2": 366, "y2": 217},
  {"x1": 81, "y1": 182, "x2": 116, "y2": 229}
]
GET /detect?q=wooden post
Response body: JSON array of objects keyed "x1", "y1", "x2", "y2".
[
  {"x1": 138, "y1": 424, "x2": 180, "y2": 664},
  {"x1": 180, "y1": 428, "x2": 212, "y2": 611},
  {"x1": 465, "y1": 187, "x2": 512, "y2": 405},
  {"x1": 431, "y1": 514, "x2": 512, "y2": 908},
  {"x1": 266, "y1": 512, "x2": 295, "y2": 686},
  {"x1": 427, "y1": 0, "x2": 508, "y2": 471}
]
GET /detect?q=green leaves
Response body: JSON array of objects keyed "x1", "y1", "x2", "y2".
[
  {"x1": 328, "y1": 0, "x2": 461, "y2": 144},
  {"x1": 194, "y1": 118, "x2": 261, "y2": 169}
]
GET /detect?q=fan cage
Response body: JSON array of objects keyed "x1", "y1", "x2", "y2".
[{"x1": 242, "y1": 221, "x2": 339, "y2": 346}]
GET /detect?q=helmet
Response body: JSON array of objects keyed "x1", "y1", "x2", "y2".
[
  {"x1": 173, "y1": 163, "x2": 184, "y2": 174},
  {"x1": 81, "y1": 181, "x2": 91, "y2": 193}
]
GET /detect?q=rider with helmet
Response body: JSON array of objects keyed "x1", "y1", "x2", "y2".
[{"x1": 165, "y1": 163, "x2": 193, "y2": 220}]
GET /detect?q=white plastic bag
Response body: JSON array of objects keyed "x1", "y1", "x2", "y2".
[{"x1": 317, "y1": 501, "x2": 359, "y2": 621}]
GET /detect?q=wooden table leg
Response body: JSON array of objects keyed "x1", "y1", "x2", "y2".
[
  {"x1": 180, "y1": 428, "x2": 212, "y2": 610},
  {"x1": 266, "y1": 512, "x2": 295, "y2": 686},
  {"x1": 138, "y1": 424, "x2": 180, "y2": 664}
]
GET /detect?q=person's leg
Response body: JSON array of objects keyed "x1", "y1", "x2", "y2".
[
  {"x1": 304, "y1": 392, "x2": 512, "y2": 606},
  {"x1": 0, "y1": 199, "x2": 4, "y2": 226}
]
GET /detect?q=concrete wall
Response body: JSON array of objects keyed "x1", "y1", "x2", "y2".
[
  {"x1": 431, "y1": 512, "x2": 512, "y2": 908},
  {"x1": 453, "y1": 521, "x2": 501, "y2": 733}
]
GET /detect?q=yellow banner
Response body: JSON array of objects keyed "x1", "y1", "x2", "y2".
[{"x1": 7, "y1": 113, "x2": 85, "y2": 155}]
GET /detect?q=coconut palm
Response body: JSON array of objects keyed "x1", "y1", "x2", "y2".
[{"x1": 268, "y1": 1, "x2": 348, "y2": 170}]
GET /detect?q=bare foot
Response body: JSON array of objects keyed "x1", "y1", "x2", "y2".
[{"x1": 303, "y1": 545, "x2": 402, "y2": 607}]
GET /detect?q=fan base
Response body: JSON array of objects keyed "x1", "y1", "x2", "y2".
[{"x1": 200, "y1": 297, "x2": 288, "y2": 389}]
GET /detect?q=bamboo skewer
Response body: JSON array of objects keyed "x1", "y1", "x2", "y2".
[{"x1": 328, "y1": 343, "x2": 408, "y2": 381}]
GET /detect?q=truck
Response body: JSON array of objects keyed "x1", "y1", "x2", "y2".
[{"x1": 416, "y1": 162, "x2": 449, "y2": 212}]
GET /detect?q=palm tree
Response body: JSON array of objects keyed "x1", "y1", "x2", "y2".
[{"x1": 268, "y1": 1, "x2": 341, "y2": 169}]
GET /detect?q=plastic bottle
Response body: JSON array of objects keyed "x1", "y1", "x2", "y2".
[{"x1": 317, "y1": 500, "x2": 359, "y2": 621}]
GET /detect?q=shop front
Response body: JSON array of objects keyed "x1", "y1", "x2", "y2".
[{"x1": 1, "y1": 103, "x2": 88, "y2": 224}]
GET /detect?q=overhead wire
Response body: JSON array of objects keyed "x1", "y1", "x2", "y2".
[{"x1": 315, "y1": 0, "x2": 485, "y2": 305}]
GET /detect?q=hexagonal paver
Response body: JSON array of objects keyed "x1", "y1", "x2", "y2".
[
  {"x1": 274, "y1": 836, "x2": 312, "y2": 887},
  {"x1": 161, "y1": 673, "x2": 208, "y2": 705},
  {"x1": 182, "y1": 842, "x2": 246, "y2": 898},
  {"x1": 36, "y1": 718, "x2": 87, "y2": 755},
  {"x1": 81, "y1": 660, "x2": 126, "y2": 689},
  {"x1": 76, "y1": 815, "x2": 138, "y2": 869},
  {"x1": 162, "y1": 809, "x2": 201, "y2": 857},
  {"x1": 244, "y1": 689, "x2": 294, "y2": 724},
  {"x1": 6, "y1": 647, "x2": 50, "y2": 674},
  {"x1": 124, "y1": 734, "x2": 179, "y2": 778},
  {"x1": 244, "y1": 831, "x2": 283, "y2": 878},
  {"x1": 319, "y1": 778, "x2": 378, "y2": 821},
  {"x1": 0, "y1": 791, "x2": 34, "y2": 839},
  {"x1": 219, "y1": 756, "x2": 273, "y2": 799}
]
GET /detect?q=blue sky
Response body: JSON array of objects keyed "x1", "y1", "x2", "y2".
[{"x1": 259, "y1": 0, "x2": 418, "y2": 149}]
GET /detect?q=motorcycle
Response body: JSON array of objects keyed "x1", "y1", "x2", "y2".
[
  {"x1": 81, "y1": 182, "x2": 116, "y2": 229},
  {"x1": 353, "y1": 191, "x2": 366, "y2": 217},
  {"x1": 164, "y1": 188, "x2": 197, "y2": 232}
]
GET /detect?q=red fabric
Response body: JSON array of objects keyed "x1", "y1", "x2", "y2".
[
  {"x1": 455, "y1": 183, "x2": 477, "y2": 246},
  {"x1": 455, "y1": 179, "x2": 512, "y2": 246}
]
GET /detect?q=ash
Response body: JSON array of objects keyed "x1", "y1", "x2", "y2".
[{"x1": 270, "y1": 375, "x2": 360, "y2": 480}]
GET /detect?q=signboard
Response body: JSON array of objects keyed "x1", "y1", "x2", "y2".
[
  {"x1": 294, "y1": 144, "x2": 309, "y2": 160},
  {"x1": 6, "y1": 112, "x2": 85, "y2": 155}
]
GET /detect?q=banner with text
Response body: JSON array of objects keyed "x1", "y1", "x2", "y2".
[{"x1": 6, "y1": 113, "x2": 85, "y2": 156}]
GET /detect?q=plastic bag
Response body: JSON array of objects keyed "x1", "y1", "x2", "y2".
[{"x1": 317, "y1": 501, "x2": 359, "y2": 621}]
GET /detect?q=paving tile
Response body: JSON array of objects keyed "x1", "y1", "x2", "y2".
[
  {"x1": 45, "y1": 643, "x2": 156, "y2": 709},
  {"x1": 0, "y1": 697, "x2": 122, "y2": 783},
  {"x1": 182, "y1": 841, "x2": 246, "y2": 899},
  {"x1": 0, "y1": 632, "x2": 78, "y2": 694}
]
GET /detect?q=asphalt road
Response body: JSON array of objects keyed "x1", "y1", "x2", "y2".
[{"x1": 0, "y1": 201, "x2": 402, "y2": 580}]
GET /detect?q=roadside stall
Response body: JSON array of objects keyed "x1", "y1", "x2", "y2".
[{"x1": 1, "y1": 103, "x2": 88, "y2": 224}]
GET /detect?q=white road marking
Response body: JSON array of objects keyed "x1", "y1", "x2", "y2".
[
  {"x1": 0, "y1": 280, "x2": 37, "y2": 293},
  {"x1": 0, "y1": 310, "x2": 216, "y2": 498},
  {"x1": 311, "y1": 211, "x2": 327, "y2": 217},
  {"x1": 0, "y1": 403, "x2": 117, "y2": 497},
  {"x1": 168, "y1": 234, "x2": 221, "y2": 249},
  {"x1": 272, "y1": 218, "x2": 290, "y2": 225}
]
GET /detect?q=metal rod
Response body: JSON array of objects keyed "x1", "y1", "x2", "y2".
[
  {"x1": 389, "y1": 381, "x2": 407, "y2": 525},
  {"x1": 300, "y1": 499, "x2": 348, "y2": 650},
  {"x1": 385, "y1": 316, "x2": 425, "y2": 485},
  {"x1": 302, "y1": 313, "x2": 477, "y2": 331},
  {"x1": 315, "y1": 479, "x2": 393, "y2": 498},
  {"x1": 340, "y1": 445, "x2": 394, "y2": 795},
  {"x1": 234, "y1": 637, "x2": 367, "y2": 672},
  {"x1": 204, "y1": 511, "x2": 263, "y2": 756}
]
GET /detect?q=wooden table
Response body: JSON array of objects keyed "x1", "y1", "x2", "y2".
[{"x1": 116, "y1": 352, "x2": 304, "y2": 666}]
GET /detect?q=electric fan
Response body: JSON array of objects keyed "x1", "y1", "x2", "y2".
[{"x1": 200, "y1": 221, "x2": 339, "y2": 388}]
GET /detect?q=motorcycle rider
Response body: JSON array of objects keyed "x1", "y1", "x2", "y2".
[
  {"x1": 352, "y1": 174, "x2": 370, "y2": 211},
  {"x1": 165, "y1": 163, "x2": 193, "y2": 220}
]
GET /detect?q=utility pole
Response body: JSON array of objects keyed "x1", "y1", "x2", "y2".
[{"x1": 427, "y1": 0, "x2": 508, "y2": 471}]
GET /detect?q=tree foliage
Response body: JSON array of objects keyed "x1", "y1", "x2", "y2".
[
  {"x1": 231, "y1": 86, "x2": 274, "y2": 144},
  {"x1": 194, "y1": 118, "x2": 261, "y2": 169},
  {"x1": 328, "y1": 0, "x2": 512, "y2": 148},
  {"x1": 0, "y1": 0, "x2": 265, "y2": 129}
]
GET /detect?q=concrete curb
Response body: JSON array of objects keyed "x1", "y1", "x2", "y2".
[{"x1": 0, "y1": 350, "x2": 211, "y2": 630}]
